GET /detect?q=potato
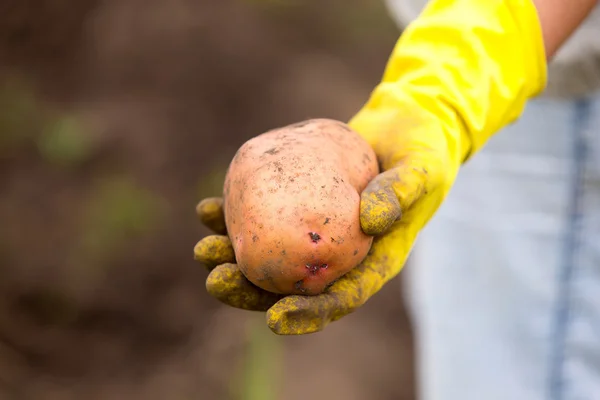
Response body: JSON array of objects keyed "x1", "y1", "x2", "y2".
[{"x1": 223, "y1": 118, "x2": 379, "y2": 296}]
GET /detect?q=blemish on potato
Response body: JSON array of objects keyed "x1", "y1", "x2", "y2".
[
  {"x1": 331, "y1": 236, "x2": 344, "y2": 245},
  {"x1": 258, "y1": 265, "x2": 271, "y2": 282},
  {"x1": 305, "y1": 263, "x2": 328, "y2": 275},
  {"x1": 273, "y1": 161, "x2": 284, "y2": 173},
  {"x1": 308, "y1": 232, "x2": 321, "y2": 243},
  {"x1": 294, "y1": 280, "x2": 307, "y2": 293},
  {"x1": 324, "y1": 217, "x2": 330, "y2": 225}
]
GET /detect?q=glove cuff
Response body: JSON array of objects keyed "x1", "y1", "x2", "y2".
[{"x1": 354, "y1": 0, "x2": 548, "y2": 165}]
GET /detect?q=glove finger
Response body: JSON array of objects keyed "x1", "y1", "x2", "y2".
[
  {"x1": 266, "y1": 266, "x2": 367, "y2": 335},
  {"x1": 266, "y1": 295, "x2": 335, "y2": 335},
  {"x1": 266, "y1": 232, "x2": 408, "y2": 335},
  {"x1": 206, "y1": 263, "x2": 283, "y2": 311},
  {"x1": 193, "y1": 235, "x2": 235, "y2": 270},
  {"x1": 196, "y1": 197, "x2": 227, "y2": 235},
  {"x1": 360, "y1": 169, "x2": 402, "y2": 236},
  {"x1": 360, "y1": 162, "x2": 429, "y2": 236}
]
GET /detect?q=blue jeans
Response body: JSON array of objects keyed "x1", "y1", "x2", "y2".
[{"x1": 404, "y1": 92, "x2": 600, "y2": 400}]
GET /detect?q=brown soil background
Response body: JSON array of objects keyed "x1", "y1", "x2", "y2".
[{"x1": 0, "y1": 1, "x2": 415, "y2": 399}]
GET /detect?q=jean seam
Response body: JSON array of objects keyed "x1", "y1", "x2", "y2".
[{"x1": 548, "y1": 99, "x2": 590, "y2": 400}]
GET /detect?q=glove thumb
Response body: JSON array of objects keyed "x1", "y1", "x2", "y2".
[{"x1": 359, "y1": 162, "x2": 430, "y2": 236}]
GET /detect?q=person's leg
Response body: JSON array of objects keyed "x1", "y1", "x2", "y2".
[
  {"x1": 558, "y1": 95, "x2": 600, "y2": 400},
  {"x1": 403, "y1": 92, "x2": 600, "y2": 400}
]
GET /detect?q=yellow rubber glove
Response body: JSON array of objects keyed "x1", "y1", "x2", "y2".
[{"x1": 194, "y1": 0, "x2": 547, "y2": 335}]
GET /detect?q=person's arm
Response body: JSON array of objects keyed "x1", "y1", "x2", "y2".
[{"x1": 533, "y1": 0, "x2": 597, "y2": 59}]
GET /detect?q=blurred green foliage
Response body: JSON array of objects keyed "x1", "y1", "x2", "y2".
[
  {"x1": 0, "y1": 75, "x2": 93, "y2": 168},
  {"x1": 79, "y1": 176, "x2": 168, "y2": 266},
  {"x1": 37, "y1": 116, "x2": 93, "y2": 167},
  {"x1": 234, "y1": 315, "x2": 283, "y2": 400}
]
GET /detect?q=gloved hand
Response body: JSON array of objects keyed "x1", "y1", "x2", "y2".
[{"x1": 194, "y1": 0, "x2": 547, "y2": 335}]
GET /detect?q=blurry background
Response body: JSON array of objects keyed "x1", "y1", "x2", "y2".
[{"x1": 0, "y1": 0, "x2": 415, "y2": 399}]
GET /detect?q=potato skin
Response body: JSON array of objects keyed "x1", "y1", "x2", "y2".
[{"x1": 223, "y1": 119, "x2": 379, "y2": 296}]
